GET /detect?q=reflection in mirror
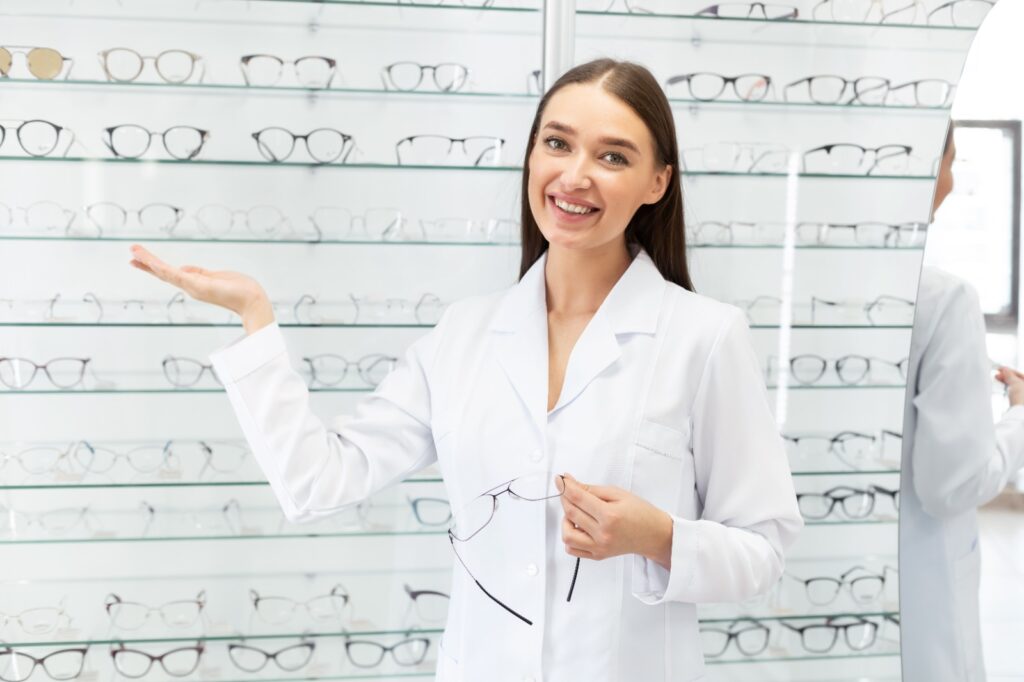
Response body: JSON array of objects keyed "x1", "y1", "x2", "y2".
[{"x1": 900, "y1": 4, "x2": 1024, "y2": 679}]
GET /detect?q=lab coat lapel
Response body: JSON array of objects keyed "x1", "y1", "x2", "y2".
[
  {"x1": 488, "y1": 249, "x2": 667, "y2": 428},
  {"x1": 550, "y1": 249, "x2": 665, "y2": 413},
  {"x1": 490, "y1": 254, "x2": 549, "y2": 438}
]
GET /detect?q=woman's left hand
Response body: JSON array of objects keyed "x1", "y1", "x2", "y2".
[{"x1": 560, "y1": 473, "x2": 674, "y2": 569}]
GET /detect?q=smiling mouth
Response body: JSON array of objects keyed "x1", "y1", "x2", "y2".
[{"x1": 550, "y1": 195, "x2": 599, "y2": 216}]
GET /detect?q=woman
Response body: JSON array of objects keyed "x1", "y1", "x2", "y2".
[
  {"x1": 129, "y1": 59, "x2": 802, "y2": 681},
  {"x1": 900, "y1": 125, "x2": 1024, "y2": 682}
]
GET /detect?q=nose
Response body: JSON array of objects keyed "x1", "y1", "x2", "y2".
[{"x1": 558, "y1": 153, "x2": 593, "y2": 192}]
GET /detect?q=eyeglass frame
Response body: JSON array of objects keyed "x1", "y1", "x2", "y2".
[
  {"x1": 802, "y1": 142, "x2": 914, "y2": 176},
  {"x1": 448, "y1": 473, "x2": 579, "y2": 626},
  {"x1": 103, "y1": 124, "x2": 210, "y2": 160},
  {"x1": 696, "y1": 2, "x2": 800, "y2": 19},
  {"x1": 0, "y1": 646, "x2": 89, "y2": 682},
  {"x1": 98, "y1": 48, "x2": 205, "y2": 84},
  {"x1": 342, "y1": 632, "x2": 431, "y2": 669},
  {"x1": 0, "y1": 119, "x2": 75, "y2": 158},
  {"x1": 0, "y1": 46, "x2": 74, "y2": 81},
  {"x1": 664, "y1": 72, "x2": 774, "y2": 102},
  {"x1": 240, "y1": 54, "x2": 338, "y2": 88},
  {"x1": 109, "y1": 641, "x2": 205, "y2": 678},
  {"x1": 249, "y1": 584, "x2": 350, "y2": 624},
  {"x1": 768, "y1": 353, "x2": 908, "y2": 386},
  {"x1": 226, "y1": 639, "x2": 316, "y2": 672},
  {"x1": 251, "y1": 126, "x2": 355, "y2": 164},
  {"x1": 381, "y1": 61, "x2": 470, "y2": 92},
  {"x1": 796, "y1": 484, "x2": 900, "y2": 520},
  {"x1": 394, "y1": 134, "x2": 506, "y2": 167},
  {"x1": 0, "y1": 356, "x2": 91, "y2": 389},
  {"x1": 700, "y1": 617, "x2": 771, "y2": 658},
  {"x1": 104, "y1": 590, "x2": 206, "y2": 629},
  {"x1": 785, "y1": 564, "x2": 896, "y2": 605},
  {"x1": 781, "y1": 614, "x2": 879, "y2": 653}
]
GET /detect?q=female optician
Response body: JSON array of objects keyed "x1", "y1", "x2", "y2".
[{"x1": 129, "y1": 59, "x2": 803, "y2": 682}]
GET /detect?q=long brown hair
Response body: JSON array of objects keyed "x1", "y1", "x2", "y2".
[{"x1": 519, "y1": 58, "x2": 693, "y2": 291}]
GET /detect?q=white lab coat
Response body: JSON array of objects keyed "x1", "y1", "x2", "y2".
[
  {"x1": 900, "y1": 266, "x2": 1024, "y2": 682},
  {"x1": 209, "y1": 249, "x2": 803, "y2": 682}
]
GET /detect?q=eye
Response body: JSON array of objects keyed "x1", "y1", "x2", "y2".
[
  {"x1": 601, "y1": 151, "x2": 629, "y2": 166},
  {"x1": 544, "y1": 136, "x2": 568, "y2": 151}
]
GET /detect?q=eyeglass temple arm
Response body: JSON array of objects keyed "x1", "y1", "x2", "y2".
[
  {"x1": 566, "y1": 557, "x2": 580, "y2": 602},
  {"x1": 448, "y1": 533, "x2": 532, "y2": 626}
]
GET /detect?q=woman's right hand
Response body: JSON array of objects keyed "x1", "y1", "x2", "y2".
[{"x1": 129, "y1": 244, "x2": 275, "y2": 334}]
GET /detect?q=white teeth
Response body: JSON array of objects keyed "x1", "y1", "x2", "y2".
[{"x1": 554, "y1": 197, "x2": 595, "y2": 215}]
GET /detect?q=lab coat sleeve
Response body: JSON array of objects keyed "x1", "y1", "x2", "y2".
[
  {"x1": 633, "y1": 309, "x2": 804, "y2": 605},
  {"x1": 208, "y1": 315, "x2": 446, "y2": 523},
  {"x1": 911, "y1": 279, "x2": 1024, "y2": 518}
]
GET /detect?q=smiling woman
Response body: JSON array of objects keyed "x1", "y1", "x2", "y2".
[
  {"x1": 129, "y1": 57, "x2": 802, "y2": 682},
  {"x1": 521, "y1": 59, "x2": 693, "y2": 290}
]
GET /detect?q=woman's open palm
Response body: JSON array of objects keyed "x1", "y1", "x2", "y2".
[{"x1": 129, "y1": 245, "x2": 273, "y2": 331}]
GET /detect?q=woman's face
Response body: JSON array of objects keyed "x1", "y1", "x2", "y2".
[{"x1": 527, "y1": 82, "x2": 672, "y2": 254}]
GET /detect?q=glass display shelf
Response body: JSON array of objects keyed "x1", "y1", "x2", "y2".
[
  {"x1": 5, "y1": 627, "x2": 445, "y2": 650},
  {"x1": 0, "y1": 321, "x2": 913, "y2": 329},
  {"x1": 0, "y1": 234, "x2": 929, "y2": 250},
  {"x1": 576, "y1": 8, "x2": 978, "y2": 32},
  {"x1": 0, "y1": 157, "x2": 939, "y2": 181},
  {"x1": 0, "y1": 78, "x2": 540, "y2": 103},
  {"x1": 0, "y1": 387, "x2": 374, "y2": 395},
  {"x1": 0, "y1": 78, "x2": 951, "y2": 116},
  {"x1": 698, "y1": 610, "x2": 898, "y2": 625},
  {"x1": 766, "y1": 384, "x2": 906, "y2": 390},
  {"x1": 803, "y1": 519, "x2": 897, "y2": 526},
  {"x1": 0, "y1": 470, "x2": 894, "y2": 490},
  {"x1": 706, "y1": 651, "x2": 899, "y2": 666},
  {"x1": 2, "y1": 610, "x2": 898, "y2": 650}
]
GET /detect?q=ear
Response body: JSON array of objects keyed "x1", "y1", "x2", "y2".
[{"x1": 643, "y1": 164, "x2": 673, "y2": 205}]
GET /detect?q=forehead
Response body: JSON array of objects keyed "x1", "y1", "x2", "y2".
[{"x1": 540, "y1": 82, "x2": 655, "y2": 151}]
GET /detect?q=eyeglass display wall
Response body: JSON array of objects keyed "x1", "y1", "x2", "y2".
[
  {"x1": 571, "y1": 0, "x2": 993, "y2": 680},
  {"x1": 1, "y1": 1, "x2": 538, "y2": 680},
  {"x1": 0, "y1": 0, "x2": 991, "y2": 680}
]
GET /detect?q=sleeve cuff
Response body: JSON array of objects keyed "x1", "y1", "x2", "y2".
[
  {"x1": 631, "y1": 516, "x2": 699, "y2": 605},
  {"x1": 209, "y1": 322, "x2": 289, "y2": 384}
]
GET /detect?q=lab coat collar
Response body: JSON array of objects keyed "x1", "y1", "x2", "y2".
[
  {"x1": 489, "y1": 248, "x2": 667, "y2": 430},
  {"x1": 489, "y1": 248, "x2": 665, "y2": 335}
]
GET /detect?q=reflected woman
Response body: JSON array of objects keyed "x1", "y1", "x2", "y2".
[{"x1": 900, "y1": 125, "x2": 1024, "y2": 682}]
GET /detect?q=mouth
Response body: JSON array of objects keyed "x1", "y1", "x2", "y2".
[{"x1": 547, "y1": 194, "x2": 600, "y2": 220}]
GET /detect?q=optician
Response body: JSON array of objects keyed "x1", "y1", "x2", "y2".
[{"x1": 129, "y1": 58, "x2": 803, "y2": 682}]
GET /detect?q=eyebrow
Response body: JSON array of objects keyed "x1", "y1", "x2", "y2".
[{"x1": 542, "y1": 120, "x2": 641, "y2": 154}]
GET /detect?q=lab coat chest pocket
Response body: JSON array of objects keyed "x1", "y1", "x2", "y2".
[{"x1": 630, "y1": 419, "x2": 695, "y2": 516}]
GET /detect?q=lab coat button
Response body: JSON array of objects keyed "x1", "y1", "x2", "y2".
[
  {"x1": 529, "y1": 448, "x2": 543, "y2": 462},
  {"x1": 526, "y1": 563, "x2": 538, "y2": 576}
]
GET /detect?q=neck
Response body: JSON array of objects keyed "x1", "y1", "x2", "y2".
[{"x1": 544, "y1": 239, "x2": 632, "y2": 316}]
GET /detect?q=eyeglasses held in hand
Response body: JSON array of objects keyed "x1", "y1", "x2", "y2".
[
  {"x1": 250, "y1": 584, "x2": 350, "y2": 624},
  {"x1": 0, "y1": 357, "x2": 90, "y2": 389},
  {"x1": 343, "y1": 634, "x2": 430, "y2": 669},
  {"x1": 381, "y1": 62, "x2": 469, "y2": 92},
  {"x1": 700, "y1": 618, "x2": 770, "y2": 658},
  {"x1": 0, "y1": 647, "x2": 88, "y2": 682},
  {"x1": 227, "y1": 640, "x2": 315, "y2": 672},
  {"x1": 104, "y1": 124, "x2": 210, "y2": 160},
  {"x1": 780, "y1": 615, "x2": 879, "y2": 653},
  {"x1": 98, "y1": 48, "x2": 204, "y2": 84},
  {"x1": 696, "y1": 2, "x2": 799, "y2": 19},
  {"x1": 252, "y1": 127, "x2": 355, "y2": 164},
  {"x1": 0, "y1": 119, "x2": 75, "y2": 157},
  {"x1": 785, "y1": 565, "x2": 895, "y2": 605},
  {"x1": 105, "y1": 591, "x2": 206, "y2": 630},
  {"x1": 665, "y1": 72, "x2": 772, "y2": 102},
  {"x1": 302, "y1": 354, "x2": 397, "y2": 388},
  {"x1": 109, "y1": 642, "x2": 204, "y2": 678},
  {"x1": 395, "y1": 135, "x2": 505, "y2": 167},
  {"x1": 240, "y1": 54, "x2": 337, "y2": 88},
  {"x1": 449, "y1": 473, "x2": 579, "y2": 626},
  {"x1": 0, "y1": 46, "x2": 72, "y2": 80},
  {"x1": 162, "y1": 356, "x2": 221, "y2": 388}
]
